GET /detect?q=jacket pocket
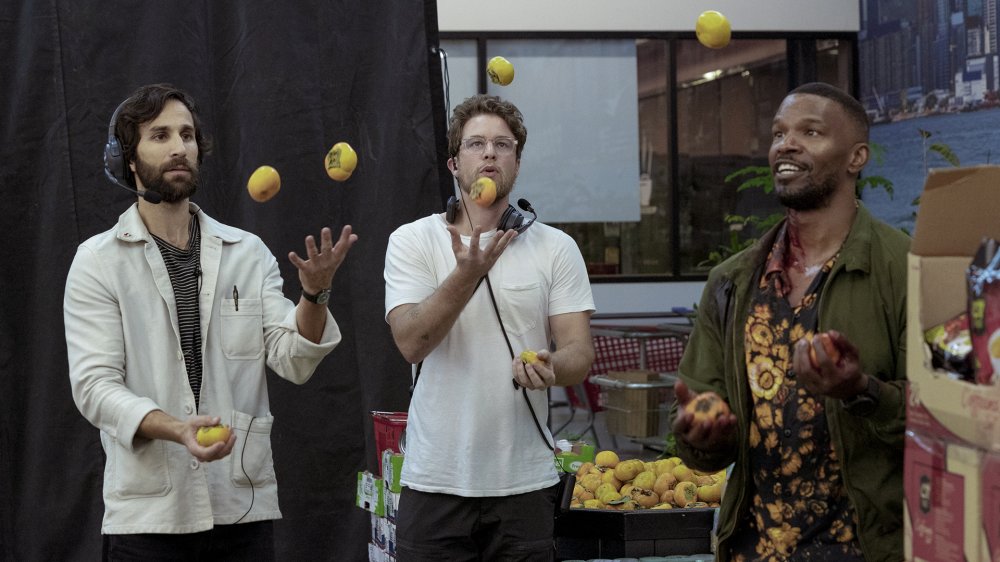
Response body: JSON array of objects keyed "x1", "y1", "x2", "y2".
[
  {"x1": 497, "y1": 282, "x2": 543, "y2": 336},
  {"x1": 220, "y1": 298, "x2": 264, "y2": 360},
  {"x1": 229, "y1": 410, "x2": 276, "y2": 488},
  {"x1": 105, "y1": 433, "x2": 172, "y2": 499}
]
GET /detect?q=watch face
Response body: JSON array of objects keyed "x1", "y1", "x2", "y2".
[{"x1": 316, "y1": 289, "x2": 331, "y2": 304}]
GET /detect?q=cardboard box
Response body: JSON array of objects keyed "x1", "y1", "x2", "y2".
[
  {"x1": 904, "y1": 431, "x2": 985, "y2": 561},
  {"x1": 603, "y1": 369, "x2": 663, "y2": 438},
  {"x1": 381, "y1": 451, "x2": 404, "y2": 493},
  {"x1": 904, "y1": 166, "x2": 1000, "y2": 562},
  {"x1": 356, "y1": 471, "x2": 385, "y2": 517},
  {"x1": 383, "y1": 485, "x2": 400, "y2": 522},
  {"x1": 554, "y1": 441, "x2": 596, "y2": 473},
  {"x1": 983, "y1": 451, "x2": 1000, "y2": 562},
  {"x1": 907, "y1": 166, "x2": 1000, "y2": 452}
]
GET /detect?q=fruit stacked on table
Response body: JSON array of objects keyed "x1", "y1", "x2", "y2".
[{"x1": 569, "y1": 450, "x2": 725, "y2": 510}]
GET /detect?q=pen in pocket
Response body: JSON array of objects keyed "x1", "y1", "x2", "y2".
[{"x1": 233, "y1": 285, "x2": 239, "y2": 311}]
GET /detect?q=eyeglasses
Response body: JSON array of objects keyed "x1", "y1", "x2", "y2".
[{"x1": 459, "y1": 136, "x2": 518, "y2": 156}]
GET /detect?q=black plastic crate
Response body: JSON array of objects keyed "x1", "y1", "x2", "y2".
[{"x1": 554, "y1": 507, "x2": 715, "y2": 559}]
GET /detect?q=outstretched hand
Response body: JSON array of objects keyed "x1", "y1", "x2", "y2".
[
  {"x1": 289, "y1": 225, "x2": 358, "y2": 294},
  {"x1": 448, "y1": 224, "x2": 517, "y2": 281},
  {"x1": 671, "y1": 379, "x2": 737, "y2": 455}
]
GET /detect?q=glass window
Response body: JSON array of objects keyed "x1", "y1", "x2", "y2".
[{"x1": 438, "y1": 34, "x2": 856, "y2": 280}]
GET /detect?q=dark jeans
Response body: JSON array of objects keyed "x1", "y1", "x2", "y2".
[
  {"x1": 395, "y1": 484, "x2": 558, "y2": 562},
  {"x1": 102, "y1": 520, "x2": 275, "y2": 562}
]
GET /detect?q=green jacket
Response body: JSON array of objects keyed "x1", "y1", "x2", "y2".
[{"x1": 672, "y1": 204, "x2": 909, "y2": 562}]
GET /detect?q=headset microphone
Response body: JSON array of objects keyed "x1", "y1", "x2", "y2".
[
  {"x1": 103, "y1": 167, "x2": 163, "y2": 204},
  {"x1": 103, "y1": 97, "x2": 162, "y2": 204}
]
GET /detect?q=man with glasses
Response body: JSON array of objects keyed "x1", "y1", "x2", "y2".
[{"x1": 383, "y1": 94, "x2": 595, "y2": 560}]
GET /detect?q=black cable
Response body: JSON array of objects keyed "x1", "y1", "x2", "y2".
[
  {"x1": 484, "y1": 276, "x2": 554, "y2": 452},
  {"x1": 233, "y1": 416, "x2": 256, "y2": 524}
]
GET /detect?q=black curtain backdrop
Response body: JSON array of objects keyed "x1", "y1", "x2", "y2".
[{"x1": 0, "y1": 2, "x2": 452, "y2": 560}]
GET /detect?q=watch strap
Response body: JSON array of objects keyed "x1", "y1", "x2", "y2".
[
  {"x1": 841, "y1": 375, "x2": 881, "y2": 416},
  {"x1": 302, "y1": 287, "x2": 331, "y2": 304}
]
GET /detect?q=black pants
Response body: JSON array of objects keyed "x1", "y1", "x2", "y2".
[
  {"x1": 102, "y1": 521, "x2": 275, "y2": 562},
  {"x1": 395, "y1": 484, "x2": 558, "y2": 562}
]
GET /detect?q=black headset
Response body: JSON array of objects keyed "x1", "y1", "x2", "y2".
[
  {"x1": 103, "y1": 97, "x2": 163, "y2": 203},
  {"x1": 446, "y1": 195, "x2": 536, "y2": 233}
]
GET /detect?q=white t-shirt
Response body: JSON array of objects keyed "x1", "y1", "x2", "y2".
[{"x1": 384, "y1": 213, "x2": 595, "y2": 496}]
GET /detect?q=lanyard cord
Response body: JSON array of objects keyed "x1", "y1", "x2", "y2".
[{"x1": 483, "y1": 274, "x2": 554, "y2": 452}]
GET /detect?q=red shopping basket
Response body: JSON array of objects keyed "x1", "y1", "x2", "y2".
[{"x1": 371, "y1": 411, "x2": 407, "y2": 476}]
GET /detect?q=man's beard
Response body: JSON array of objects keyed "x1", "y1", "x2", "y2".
[
  {"x1": 134, "y1": 157, "x2": 199, "y2": 203},
  {"x1": 776, "y1": 173, "x2": 837, "y2": 212}
]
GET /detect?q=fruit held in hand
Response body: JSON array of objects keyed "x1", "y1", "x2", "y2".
[
  {"x1": 520, "y1": 350, "x2": 539, "y2": 364},
  {"x1": 807, "y1": 332, "x2": 842, "y2": 369},
  {"x1": 247, "y1": 166, "x2": 281, "y2": 202},
  {"x1": 696, "y1": 10, "x2": 732, "y2": 49},
  {"x1": 684, "y1": 391, "x2": 731, "y2": 422},
  {"x1": 487, "y1": 56, "x2": 515, "y2": 86},
  {"x1": 325, "y1": 142, "x2": 358, "y2": 181},
  {"x1": 470, "y1": 177, "x2": 497, "y2": 207},
  {"x1": 196, "y1": 424, "x2": 231, "y2": 447}
]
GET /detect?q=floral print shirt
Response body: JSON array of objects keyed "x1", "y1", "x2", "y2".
[{"x1": 729, "y1": 223, "x2": 863, "y2": 561}]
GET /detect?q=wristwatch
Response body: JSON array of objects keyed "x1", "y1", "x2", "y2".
[
  {"x1": 302, "y1": 287, "x2": 331, "y2": 305},
  {"x1": 841, "y1": 375, "x2": 881, "y2": 417}
]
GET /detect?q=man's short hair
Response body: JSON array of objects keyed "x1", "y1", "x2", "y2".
[{"x1": 788, "y1": 82, "x2": 869, "y2": 141}]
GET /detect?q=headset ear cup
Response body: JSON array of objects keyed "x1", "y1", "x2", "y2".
[
  {"x1": 104, "y1": 136, "x2": 128, "y2": 186},
  {"x1": 497, "y1": 205, "x2": 524, "y2": 232}
]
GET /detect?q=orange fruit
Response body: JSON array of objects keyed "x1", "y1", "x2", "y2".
[
  {"x1": 808, "y1": 332, "x2": 842, "y2": 369},
  {"x1": 196, "y1": 424, "x2": 231, "y2": 447},
  {"x1": 247, "y1": 166, "x2": 281, "y2": 202},
  {"x1": 684, "y1": 391, "x2": 730, "y2": 422},
  {"x1": 470, "y1": 176, "x2": 497, "y2": 207},
  {"x1": 325, "y1": 142, "x2": 358, "y2": 181}
]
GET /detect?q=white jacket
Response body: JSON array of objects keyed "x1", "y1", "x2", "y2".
[{"x1": 64, "y1": 203, "x2": 341, "y2": 534}]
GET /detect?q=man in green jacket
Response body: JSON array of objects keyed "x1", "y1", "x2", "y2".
[{"x1": 670, "y1": 82, "x2": 909, "y2": 562}]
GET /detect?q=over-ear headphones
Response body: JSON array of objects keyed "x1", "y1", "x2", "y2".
[
  {"x1": 445, "y1": 195, "x2": 536, "y2": 234},
  {"x1": 103, "y1": 97, "x2": 163, "y2": 204},
  {"x1": 104, "y1": 98, "x2": 132, "y2": 189}
]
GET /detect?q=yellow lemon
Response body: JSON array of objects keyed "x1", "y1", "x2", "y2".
[
  {"x1": 470, "y1": 176, "x2": 497, "y2": 207},
  {"x1": 520, "y1": 350, "x2": 538, "y2": 364},
  {"x1": 696, "y1": 10, "x2": 731, "y2": 49},
  {"x1": 196, "y1": 424, "x2": 231, "y2": 447},
  {"x1": 325, "y1": 142, "x2": 358, "y2": 181},
  {"x1": 487, "y1": 56, "x2": 515, "y2": 86},
  {"x1": 247, "y1": 166, "x2": 280, "y2": 202}
]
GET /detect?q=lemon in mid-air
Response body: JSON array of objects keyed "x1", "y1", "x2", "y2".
[
  {"x1": 247, "y1": 166, "x2": 281, "y2": 202},
  {"x1": 487, "y1": 56, "x2": 515, "y2": 86},
  {"x1": 325, "y1": 142, "x2": 358, "y2": 182},
  {"x1": 696, "y1": 10, "x2": 731, "y2": 49}
]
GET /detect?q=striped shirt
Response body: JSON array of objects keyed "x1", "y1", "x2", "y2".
[{"x1": 152, "y1": 217, "x2": 204, "y2": 408}]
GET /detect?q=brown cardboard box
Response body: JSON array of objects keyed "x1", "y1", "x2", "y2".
[
  {"x1": 907, "y1": 165, "x2": 1000, "y2": 451},
  {"x1": 904, "y1": 165, "x2": 1000, "y2": 561},
  {"x1": 604, "y1": 369, "x2": 663, "y2": 438}
]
